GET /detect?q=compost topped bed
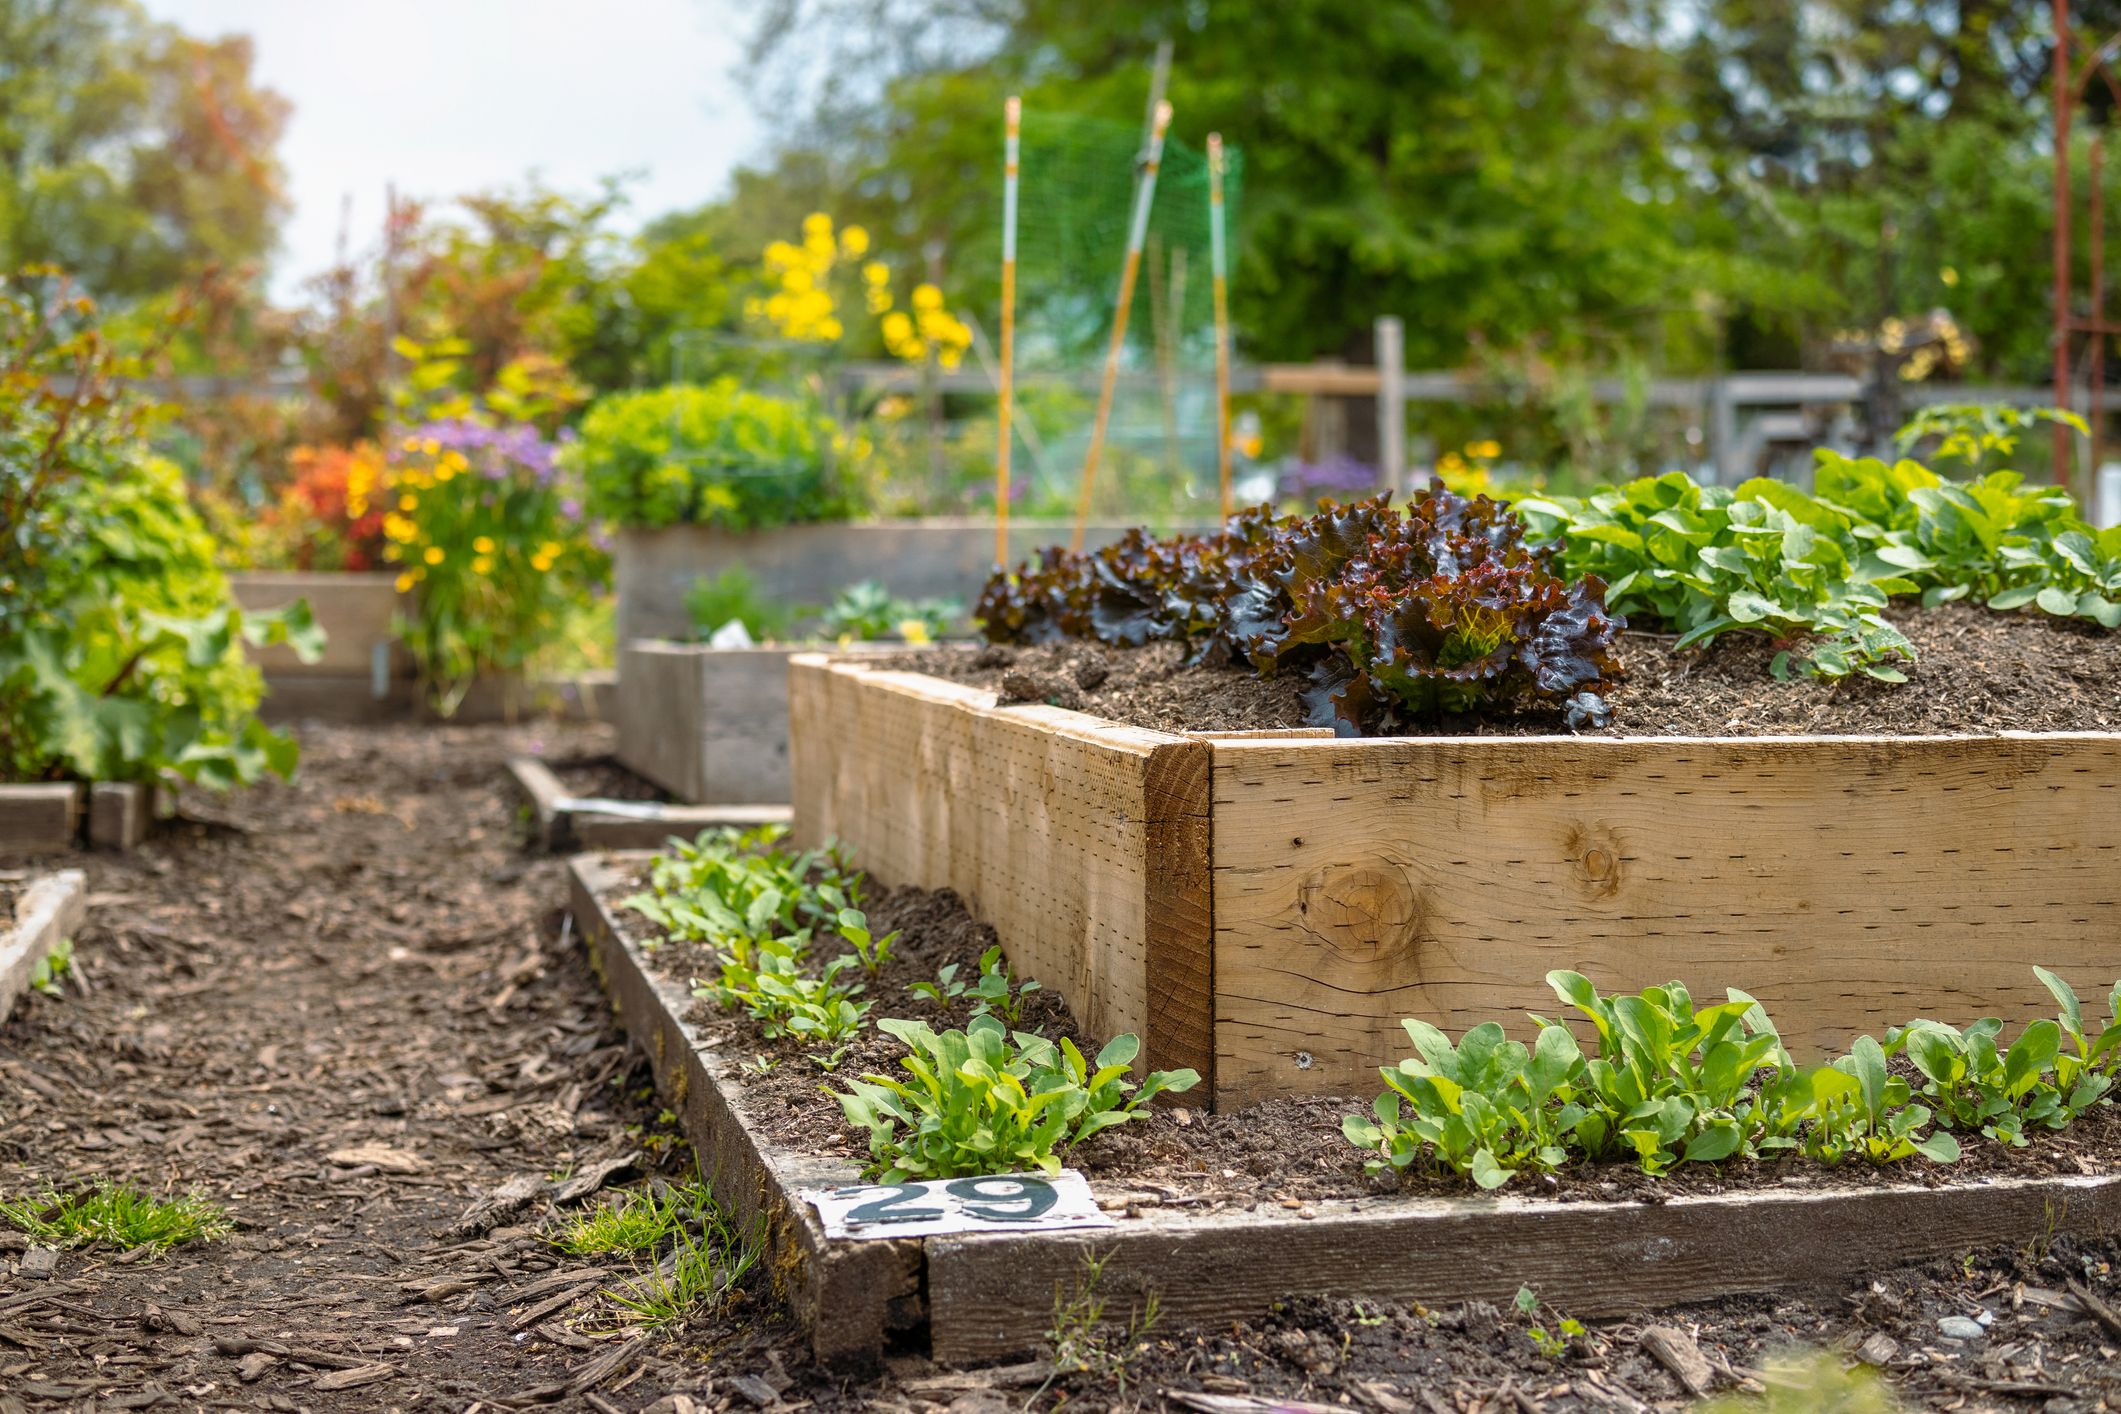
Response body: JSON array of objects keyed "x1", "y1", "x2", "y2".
[{"x1": 881, "y1": 600, "x2": 2121, "y2": 738}]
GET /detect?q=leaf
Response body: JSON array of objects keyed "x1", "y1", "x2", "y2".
[
  {"x1": 1469, "y1": 1149, "x2": 1514, "y2": 1190},
  {"x1": 1986, "y1": 585, "x2": 2041, "y2": 610},
  {"x1": 2036, "y1": 585, "x2": 2079, "y2": 616},
  {"x1": 1681, "y1": 1122, "x2": 1741, "y2": 1164}
]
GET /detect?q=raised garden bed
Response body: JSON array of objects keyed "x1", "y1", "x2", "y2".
[
  {"x1": 787, "y1": 644, "x2": 2121, "y2": 1109},
  {"x1": 568, "y1": 850, "x2": 2121, "y2": 1367},
  {"x1": 1, "y1": 782, "x2": 158, "y2": 853},
  {"x1": 231, "y1": 571, "x2": 610, "y2": 725},
  {"x1": 0, "y1": 868, "x2": 86, "y2": 1022},
  {"x1": 508, "y1": 755, "x2": 787, "y2": 852},
  {"x1": 616, "y1": 641, "x2": 906, "y2": 805}
]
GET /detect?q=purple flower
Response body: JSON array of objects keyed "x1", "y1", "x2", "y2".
[{"x1": 1278, "y1": 454, "x2": 1378, "y2": 505}]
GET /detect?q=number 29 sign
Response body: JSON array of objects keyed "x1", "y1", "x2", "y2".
[{"x1": 805, "y1": 1170, "x2": 1112, "y2": 1240}]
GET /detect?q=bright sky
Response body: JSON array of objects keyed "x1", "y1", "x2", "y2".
[{"x1": 143, "y1": 0, "x2": 765, "y2": 303}]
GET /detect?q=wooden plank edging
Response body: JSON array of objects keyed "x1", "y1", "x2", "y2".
[
  {"x1": 567, "y1": 856, "x2": 920, "y2": 1366},
  {"x1": 511, "y1": 758, "x2": 791, "y2": 853},
  {"x1": 568, "y1": 851, "x2": 2121, "y2": 1367},
  {"x1": 0, "y1": 869, "x2": 88, "y2": 1023},
  {"x1": 787, "y1": 652, "x2": 1215, "y2": 1086},
  {"x1": 0, "y1": 784, "x2": 85, "y2": 855}
]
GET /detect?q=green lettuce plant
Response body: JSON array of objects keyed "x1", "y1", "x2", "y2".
[{"x1": 834, "y1": 1017, "x2": 1198, "y2": 1180}]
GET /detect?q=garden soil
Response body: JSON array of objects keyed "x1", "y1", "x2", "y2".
[
  {"x1": 886, "y1": 601, "x2": 2121, "y2": 737},
  {"x1": 1, "y1": 723, "x2": 2117, "y2": 1412}
]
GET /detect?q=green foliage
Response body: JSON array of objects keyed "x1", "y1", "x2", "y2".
[
  {"x1": 1519, "y1": 448, "x2": 2121, "y2": 682},
  {"x1": 0, "y1": 1181, "x2": 231, "y2": 1252},
  {"x1": 834, "y1": 1016, "x2": 1198, "y2": 1181},
  {"x1": 0, "y1": 4, "x2": 288, "y2": 302},
  {"x1": 1334, "y1": 970, "x2": 2109, "y2": 1189},
  {"x1": 1, "y1": 274, "x2": 315, "y2": 787},
  {"x1": 1517, "y1": 472, "x2": 1913, "y2": 681},
  {"x1": 685, "y1": 566, "x2": 790, "y2": 642},
  {"x1": 1894, "y1": 405, "x2": 2089, "y2": 475},
  {"x1": 569, "y1": 379, "x2": 848, "y2": 531},
  {"x1": 1513, "y1": 1288, "x2": 1584, "y2": 1359},
  {"x1": 909, "y1": 945, "x2": 1045, "y2": 1026},
  {"x1": 550, "y1": 1184, "x2": 700, "y2": 1256},
  {"x1": 1812, "y1": 453, "x2": 2121, "y2": 631},
  {"x1": 29, "y1": 937, "x2": 73, "y2": 997},
  {"x1": 819, "y1": 580, "x2": 960, "y2": 643}
]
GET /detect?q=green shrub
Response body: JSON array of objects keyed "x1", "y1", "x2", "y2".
[
  {"x1": 569, "y1": 378, "x2": 850, "y2": 531},
  {"x1": 0, "y1": 272, "x2": 316, "y2": 787}
]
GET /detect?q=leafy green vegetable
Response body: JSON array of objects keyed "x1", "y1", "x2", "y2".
[
  {"x1": 834, "y1": 1016, "x2": 1198, "y2": 1180},
  {"x1": 978, "y1": 485, "x2": 1624, "y2": 734},
  {"x1": 817, "y1": 579, "x2": 959, "y2": 643}
]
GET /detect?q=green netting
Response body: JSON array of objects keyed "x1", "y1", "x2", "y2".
[{"x1": 1002, "y1": 109, "x2": 1245, "y2": 520}]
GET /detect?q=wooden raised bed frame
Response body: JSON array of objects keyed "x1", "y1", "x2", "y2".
[
  {"x1": 1, "y1": 869, "x2": 87, "y2": 1023},
  {"x1": 570, "y1": 852, "x2": 2121, "y2": 1367},
  {"x1": 789, "y1": 653, "x2": 2121, "y2": 1109}
]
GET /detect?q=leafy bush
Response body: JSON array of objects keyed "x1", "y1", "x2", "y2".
[
  {"x1": 685, "y1": 566, "x2": 791, "y2": 642},
  {"x1": 0, "y1": 271, "x2": 316, "y2": 788},
  {"x1": 569, "y1": 379, "x2": 849, "y2": 531},
  {"x1": 258, "y1": 442, "x2": 390, "y2": 572},
  {"x1": 977, "y1": 486, "x2": 1625, "y2": 734},
  {"x1": 835, "y1": 1018, "x2": 1198, "y2": 1180}
]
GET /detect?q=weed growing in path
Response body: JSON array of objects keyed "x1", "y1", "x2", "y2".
[{"x1": 0, "y1": 1181, "x2": 230, "y2": 1252}]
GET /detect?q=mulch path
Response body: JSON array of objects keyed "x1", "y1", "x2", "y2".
[
  {"x1": 4, "y1": 721, "x2": 2120, "y2": 1413},
  {"x1": 886, "y1": 600, "x2": 2121, "y2": 737}
]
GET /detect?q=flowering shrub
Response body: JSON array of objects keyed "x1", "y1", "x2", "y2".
[
  {"x1": 567, "y1": 379, "x2": 848, "y2": 531},
  {"x1": 261, "y1": 443, "x2": 389, "y2": 571},
  {"x1": 381, "y1": 418, "x2": 606, "y2": 714},
  {"x1": 1277, "y1": 454, "x2": 1377, "y2": 505},
  {"x1": 745, "y1": 211, "x2": 972, "y2": 369}
]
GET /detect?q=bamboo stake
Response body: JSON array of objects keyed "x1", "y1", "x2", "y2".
[
  {"x1": 1073, "y1": 99, "x2": 1172, "y2": 550},
  {"x1": 997, "y1": 95, "x2": 1021, "y2": 567},
  {"x1": 1208, "y1": 132, "x2": 1233, "y2": 520}
]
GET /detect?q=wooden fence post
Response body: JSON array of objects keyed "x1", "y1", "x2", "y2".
[{"x1": 1375, "y1": 316, "x2": 1406, "y2": 494}]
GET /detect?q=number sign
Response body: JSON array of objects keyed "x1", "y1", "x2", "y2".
[{"x1": 806, "y1": 1170, "x2": 1111, "y2": 1240}]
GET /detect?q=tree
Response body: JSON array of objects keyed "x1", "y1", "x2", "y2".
[{"x1": 0, "y1": 0, "x2": 289, "y2": 301}]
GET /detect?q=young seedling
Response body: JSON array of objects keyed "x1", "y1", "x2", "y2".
[
  {"x1": 835, "y1": 1017, "x2": 1198, "y2": 1180},
  {"x1": 1513, "y1": 1287, "x2": 1585, "y2": 1359},
  {"x1": 29, "y1": 937, "x2": 72, "y2": 997},
  {"x1": 835, "y1": 908, "x2": 899, "y2": 977}
]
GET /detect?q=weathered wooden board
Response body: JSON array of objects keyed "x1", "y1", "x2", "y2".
[
  {"x1": 924, "y1": 1170, "x2": 2121, "y2": 1365},
  {"x1": 229, "y1": 571, "x2": 408, "y2": 678},
  {"x1": 617, "y1": 643, "x2": 800, "y2": 805},
  {"x1": 506, "y1": 757, "x2": 786, "y2": 853},
  {"x1": 570, "y1": 850, "x2": 2121, "y2": 1369},
  {"x1": 1210, "y1": 732, "x2": 2121, "y2": 1105},
  {"x1": 788, "y1": 654, "x2": 1214, "y2": 1084},
  {"x1": 0, "y1": 869, "x2": 87, "y2": 1023},
  {"x1": 567, "y1": 856, "x2": 919, "y2": 1365},
  {"x1": 0, "y1": 784, "x2": 84, "y2": 855},
  {"x1": 88, "y1": 783, "x2": 153, "y2": 850}
]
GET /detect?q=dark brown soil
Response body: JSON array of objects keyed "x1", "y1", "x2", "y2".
[
  {"x1": 553, "y1": 756, "x2": 668, "y2": 803},
  {"x1": 883, "y1": 601, "x2": 2121, "y2": 737}
]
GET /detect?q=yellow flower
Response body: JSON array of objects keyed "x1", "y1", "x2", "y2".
[
  {"x1": 394, "y1": 571, "x2": 416, "y2": 593},
  {"x1": 840, "y1": 225, "x2": 870, "y2": 257},
  {"x1": 473, "y1": 536, "x2": 495, "y2": 554},
  {"x1": 802, "y1": 212, "x2": 832, "y2": 239},
  {"x1": 911, "y1": 283, "x2": 944, "y2": 312},
  {"x1": 897, "y1": 619, "x2": 932, "y2": 646},
  {"x1": 538, "y1": 541, "x2": 562, "y2": 560},
  {"x1": 1941, "y1": 266, "x2": 1960, "y2": 287},
  {"x1": 421, "y1": 438, "x2": 441, "y2": 456},
  {"x1": 423, "y1": 546, "x2": 445, "y2": 565},
  {"x1": 472, "y1": 556, "x2": 494, "y2": 575},
  {"x1": 862, "y1": 260, "x2": 890, "y2": 286},
  {"x1": 399, "y1": 493, "x2": 418, "y2": 511},
  {"x1": 818, "y1": 316, "x2": 843, "y2": 340}
]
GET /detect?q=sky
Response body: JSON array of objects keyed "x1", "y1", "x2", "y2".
[{"x1": 143, "y1": 0, "x2": 765, "y2": 303}]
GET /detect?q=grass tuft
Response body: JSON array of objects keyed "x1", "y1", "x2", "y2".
[
  {"x1": 584, "y1": 1181, "x2": 760, "y2": 1331},
  {"x1": 551, "y1": 1185, "x2": 694, "y2": 1257},
  {"x1": 0, "y1": 1181, "x2": 231, "y2": 1252}
]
